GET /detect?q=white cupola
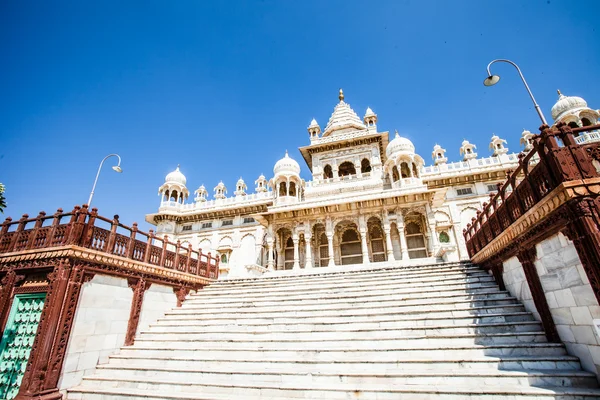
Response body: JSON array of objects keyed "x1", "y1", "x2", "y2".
[
  {"x1": 460, "y1": 140, "x2": 477, "y2": 161},
  {"x1": 386, "y1": 131, "x2": 416, "y2": 159},
  {"x1": 432, "y1": 144, "x2": 447, "y2": 165},
  {"x1": 270, "y1": 151, "x2": 303, "y2": 203},
  {"x1": 234, "y1": 177, "x2": 247, "y2": 197},
  {"x1": 308, "y1": 119, "x2": 321, "y2": 140},
  {"x1": 214, "y1": 181, "x2": 227, "y2": 199},
  {"x1": 364, "y1": 107, "x2": 378, "y2": 129},
  {"x1": 489, "y1": 134, "x2": 508, "y2": 156},
  {"x1": 255, "y1": 174, "x2": 268, "y2": 193},
  {"x1": 384, "y1": 131, "x2": 425, "y2": 188},
  {"x1": 520, "y1": 130, "x2": 535, "y2": 152},
  {"x1": 551, "y1": 90, "x2": 599, "y2": 128},
  {"x1": 194, "y1": 184, "x2": 208, "y2": 202},
  {"x1": 158, "y1": 165, "x2": 190, "y2": 205}
]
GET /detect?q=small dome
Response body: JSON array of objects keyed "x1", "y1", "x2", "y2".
[
  {"x1": 551, "y1": 90, "x2": 588, "y2": 121},
  {"x1": 308, "y1": 118, "x2": 319, "y2": 128},
  {"x1": 386, "y1": 131, "x2": 415, "y2": 158},
  {"x1": 461, "y1": 139, "x2": 471, "y2": 147},
  {"x1": 165, "y1": 165, "x2": 186, "y2": 186},
  {"x1": 273, "y1": 151, "x2": 301, "y2": 176},
  {"x1": 197, "y1": 184, "x2": 206, "y2": 191},
  {"x1": 491, "y1": 134, "x2": 499, "y2": 141},
  {"x1": 433, "y1": 144, "x2": 442, "y2": 151},
  {"x1": 236, "y1": 177, "x2": 245, "y2": 185},
  {"x1": 364, "y1": 107, "x2": 376, "y2": 118},
  {"x1": 214, "y1": 181, "x2": 226, "y2": 190}
]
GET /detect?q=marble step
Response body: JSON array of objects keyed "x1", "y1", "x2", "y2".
[
  {"x1": 69, "y1": 379, "x2": 600, "y2": 400},
  {"x1": 186, "y1": 280, "x2": 499, "y2": 305},
  {"x1": 150, "y1": 311, "x2": 534, "y2": 332},
  {"x1": 161, "y1": 303, "x2": 527, "y2": 322},
  {"x1": 208, "y1": 265, "x2": 483, "y2": 291},
  {"x1": 113, "y1": 343, "x2": 570, "y2": 361},
  {"x1": 139, "y1": 321, "x2": 543, "y2": 339},
  {"x1": 82, "y1": 366, "x2": 599, "y2": 389},
  {"x1": 169, "y1": 293, "x2": 518, "y2": 316},
  {"x1": 133, "y1": 331, "x2": 550, "y2": 347}
]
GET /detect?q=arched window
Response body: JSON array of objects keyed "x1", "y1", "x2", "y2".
[
  {"x1": 439, "y1": 231, "x2": 450, "y2": 243},
  {"x1": 369, "y1": 225, "x2": 386, "y2": 262},
  {"x1": 568, "y1": 121, "x2": 579, "y2": 129},
  {"x1": 361, "y1": 158, "x2": 372, "y2": 174},
  {"x1": 289, "y1": 182, "x2": 296, "y2": 197},
  {"x1": 340, "y1": 229, "x2": 362, "y2": 265},
  {"x1": 400, "y1": 162, "x2": 410, "y2": 178},
  {"x1": 582, "y1": 118, "x2": 592, "y2": 127},
  {"x1": 324, "y1": 164, "x2": 333, "y2": 179},
  {"x1": 319, "y1": 232, "x2": 329, "y2": 267},
  {"x1": 392, "y1": 166, "x2": 400, "y2": 182},
  {"x1": 405, "y1": 221, "x2": 427, "y2": 259},
  {"x1": 412, "y1": 163, "x2": 419, "y2": 178},
  {"x1": 338, "y1": 161, "x2": 356, "y2": 177},
  {"x1": 278, "y1": 182, "x2": 287, "y2": 196},
  {"x1": 170, "y1": 190, "x2": 178, "y2": 201}
]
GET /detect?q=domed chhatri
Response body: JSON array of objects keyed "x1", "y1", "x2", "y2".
[
  {"x1": 165, "y1": 165, "x2": 187, "y2": 186},
  {"x1": 386, "y1": 130, "x2": 416, "y2": 158},
  {"x1": 551, "y1": 90, "x2": 588, "y2": 121},
  {"x1": 273, "y1": 151, "x2": 301, "y2": 177}
]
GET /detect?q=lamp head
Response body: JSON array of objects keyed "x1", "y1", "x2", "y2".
[
  {"x1": 483, "y1": 75, "x2": 500, "y2": 87},
  {"x1": 112, "y1": 166, "x2": 123, "y2": 173}
]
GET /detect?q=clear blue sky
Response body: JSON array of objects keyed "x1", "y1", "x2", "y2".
[{"x1": 1, "y1": 1, "x2": 599, "y2": 232}]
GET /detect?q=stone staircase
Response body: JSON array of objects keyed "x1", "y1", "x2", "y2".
[{"x1": 68, "y1": 261, "x2": 600, "y2": 399}]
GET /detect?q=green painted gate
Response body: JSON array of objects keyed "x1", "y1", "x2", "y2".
[{"x1": 0, "y1": 293, "x2": 46, "y2": 400}]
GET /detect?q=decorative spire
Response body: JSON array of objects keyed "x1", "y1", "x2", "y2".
[
  {"x1": 395, "y1": 129, "x2": 399, "y2": 138},
  {"x1": 339, "y1": 88, "x2": 344, "y2": 102},
  {"x1": 557, "y1": 89, "x2": 562, "y2": 96}
]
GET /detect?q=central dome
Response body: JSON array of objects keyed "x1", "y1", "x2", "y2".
[
  {"x1": 386, "y1": 132, "x2": 415, "y2": 158},
  {"x1": 551, "y1": 90, "x2": 588, "y2": 121},
  {"x1": 273, "y1": 151, "x2": 300, "y2": 176},
  {"x1": 165, "y1": 166, "x2": 187, "y2": 186}
]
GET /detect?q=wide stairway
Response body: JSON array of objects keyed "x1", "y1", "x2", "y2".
[{"x1": 69, "y1": 261, "x2": 600, "y2": 399}]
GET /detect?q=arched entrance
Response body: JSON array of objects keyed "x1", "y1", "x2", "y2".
[
  {"x1": 313, "y1": 223, "x2": 328, "y2": 267},
  {"x1": 284, "y1": 236, "x2": 294, "y2": 269},
  {"x1": 405, "y1": 221, "x2": 428, "y2": 259},
  {"x1": 337, "y1": 222, "x2": 362, "y2": 265},
  {"x1": 367, "y1": 217, "x2": 386, "y2": 262}
]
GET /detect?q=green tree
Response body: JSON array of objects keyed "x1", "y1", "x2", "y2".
[{"x1": 0, "y1": 183, "x2": 6, "y2": 213}]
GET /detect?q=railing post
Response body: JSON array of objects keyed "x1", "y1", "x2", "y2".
[
  {"x1": 0, "y1": 217, "x2": 13, "y2": 249},
  {"x1": 214, "y1": 254, "x2": 220, "y2": 279},
  {"x1": 26, "y1": 211, "x2": 47, "y2": 249},
  {"x1": 48, "y1": 208, "x2": 63, "y2": 245},
  {"x1": 143, "y1": 229, "x2": 154, "y2": 263},
  {"x1": 80, "y1": 207, "x2": 98, "y2": 248},
  {"x1": 126, "y1": 222, "x2": 138, "y2": 259},
  {"x1": 160, "y1": 235, "x2": 168, "y2": 267},
  {"x1": 185, "y1": 245, "x2": 192, "y2": 273},
  {"x1": 174, "y1": 240, "x2": 181, "y2": 270},
  {"x1": 106, "y1": 215, "x2": 119, "y2": 254},
  {"x1": 8, "y1": 214, "x2": 29, "y2": 251},
  {"x1": 65, "y1": 205, "x2": 82, "y2": 245}
]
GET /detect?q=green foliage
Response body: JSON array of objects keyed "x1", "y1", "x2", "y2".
[{"x1": 0, "y1": 183, "x2": 5, "y2": 213}]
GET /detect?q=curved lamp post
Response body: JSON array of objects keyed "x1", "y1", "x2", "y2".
[
  {"x1": 87, "y1": 154, "x2": 123, "y2": 206},
  {"x1": 483, "y1": 59, "x2": 548, "y2": 126}
]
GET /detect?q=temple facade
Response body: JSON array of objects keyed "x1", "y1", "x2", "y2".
[{"x1": 146, "y1": 90, "x2": 600, "y2": 279}]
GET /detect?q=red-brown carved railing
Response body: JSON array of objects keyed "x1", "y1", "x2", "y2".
[
  {"x1": 0, "y1": 205, "x2": 219, "y2": 279},
  {"x1": 464, "y1": 122, "x2": 600, "y2": 257}
]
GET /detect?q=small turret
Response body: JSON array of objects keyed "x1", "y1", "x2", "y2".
[
  {"x1": 460, "y1": 140, "x2": 477, "y2": 161},
  {"x1": 364, "y1": 107, "x2": 378, "y2": 128},
  {"x1": 194, "y1": 184, "x2": 208, "y2": 202},
  {"x1": 489, "y1": 134, "x2": 508, "y2": 156},
  {"x1": 255, "y1": 174, "x2": 268, "y2": 193},
  {"x1": 234, "y1": 177, "x2": 247, "y2": 197},
  {"x1": 214, "y1": 181, "x2": 227, "y2": 199},
  {"x1": 307, "y1": 119, "x2": 321, "y2": 139},
  {"x1": 520, "y1": 129, "x2": 535, "y2": 152},
  {"x1": 432, "y1": 144, "x2": 447, "y2": 165}
]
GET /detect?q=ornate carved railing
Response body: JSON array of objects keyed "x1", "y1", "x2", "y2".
[
  {"x1": 0, "y1": 205, "x2": 219, "y2": 279},
  {"x1": 464, "y1": 122, "x2": 600, "y2": 259}
]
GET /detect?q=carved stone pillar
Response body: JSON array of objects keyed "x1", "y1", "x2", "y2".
[
  {"x1": 452, "y1": 222, "x2": 466, "y2": 260},
  {"x1": 397, "y1": 215, "x2": 409, "y2": 260},
  {"x1": 173, "y1": 287, "x2": 190, "y2": 307},
  {"x1": 327, "y1": 233, "x2": 335, "y2": 267},
  {"x1": 486, "y1": 259, "x2": 506, "y2": 291},
  {"x1": 0, "y1": 270, "x2": 24, "y2": 332},
  {"x1": 517, "y1": 248, "x2": 560, "y2": 343},
  {"x1": 292, "y1": 234, "x2": 300, "y2": 270},
  {"x1": 360, "y1": 228, "x2": 370, "y2": 264},
  {"x1": 124, "y1": 278, "x2": 152, "y2": 346},
  {"x1": 16, "y1": 260, "x2": 88, "y2": 400},
  {"x1": 383, "y1": 224, "x2": 395, "y2": 262},
  {"x1": 425, "y1": 204, "x2": 439, "y2": 255},
  {"x1": 266, "y1": 238, "x2": 274, "y2": 270},
  {"x1": 304, "y1": 234, "x2": 313, "y2": 269}
]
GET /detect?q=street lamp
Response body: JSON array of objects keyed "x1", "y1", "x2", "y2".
[
  {"x1": 483, "y1": 59, "x2": 548, "y2": 126},
  {"x1": 87, "y1": 154, "x2": 123, "y2": 206}
]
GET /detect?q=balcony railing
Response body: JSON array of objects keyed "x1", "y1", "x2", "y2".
[
  {"x1": 464, "y1": 123, "x2": 600, "y2": 259},
  {"x1": 0, "y1": 205, "x2": 219, "y2": 279}
]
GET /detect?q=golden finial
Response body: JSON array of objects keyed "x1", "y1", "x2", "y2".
[
  {"x1": 339, "y1": 88, "x2": 344, "y2": 102},
  {"x1": 557, "y1": 89, "x2": 562, "y2": 96}
]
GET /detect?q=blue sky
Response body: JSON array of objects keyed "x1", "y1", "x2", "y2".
[{"x1": 1, "y1": 1, "x2": 599, "y2": 231}]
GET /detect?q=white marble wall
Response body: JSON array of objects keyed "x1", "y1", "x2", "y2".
[
  {"x1": 137, "y1": 283, "x2": 177, "y2": 334},
  {"x1": 58, "y1": 275, "x2": 132, "y2": 392},
  {"x1": 502, "y1": 233, "x2": 600, "y2": 377}
]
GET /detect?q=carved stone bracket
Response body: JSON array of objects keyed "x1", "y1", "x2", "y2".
[
  {"x1": 124, "y1": 278, "x2": 152, "y2": 346},
  {"x1": 516, "y1": 248, "x2": 560, "y2": 343},
  {"x1": 173, "y1": 286, "x2": 191, "y2": 307}
]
